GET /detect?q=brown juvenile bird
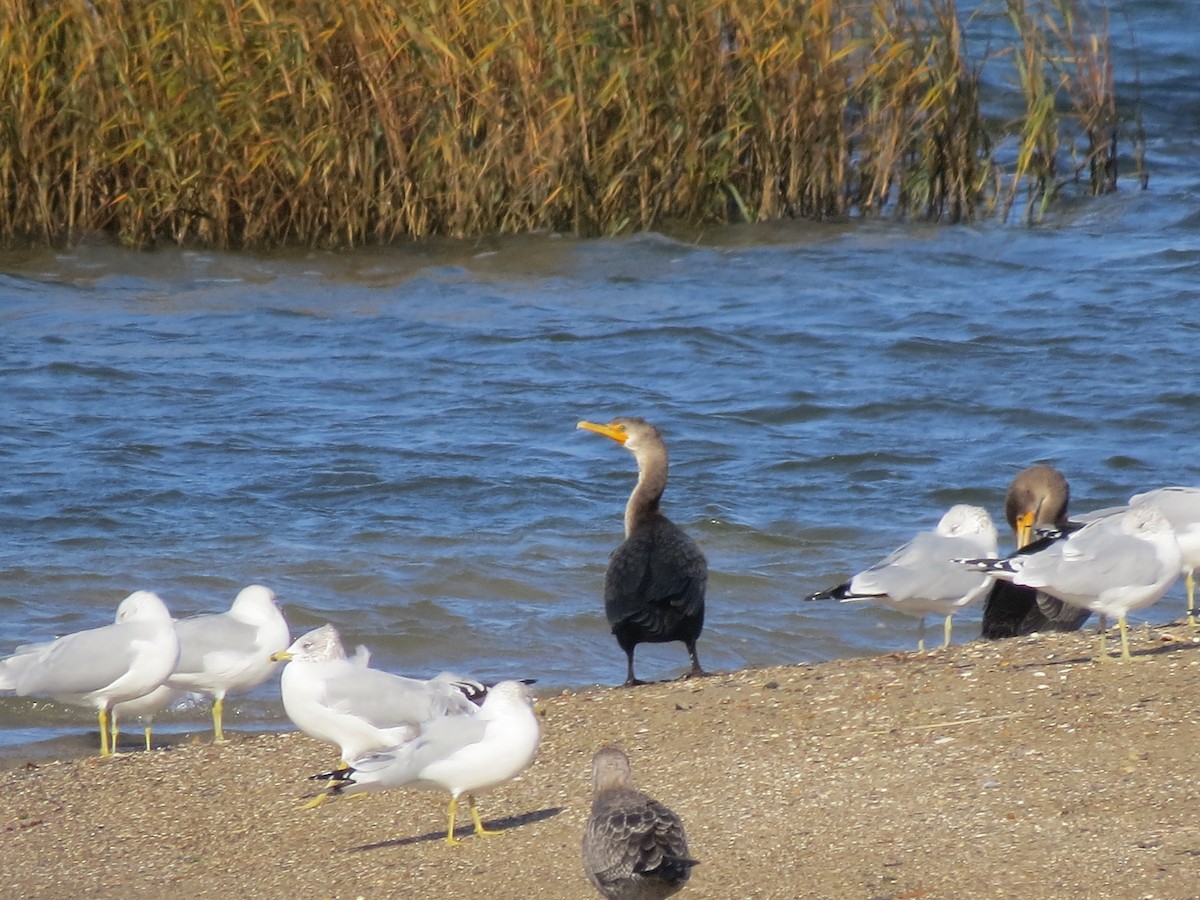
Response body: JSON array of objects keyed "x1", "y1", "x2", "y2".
[
  {"x1": 577, "y1": 417, "x2": 708, "y2": 686},
  {"x1": 980, "y1": 464, "x2": 1091, "y2": 638},
  {"x1": 582, "y1": 746, "x2": 698, "y2": 899}
]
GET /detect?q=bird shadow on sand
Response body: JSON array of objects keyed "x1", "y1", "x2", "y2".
[
  {"x1": 346, "y1": 806, "x2": 564, "y2": 853},
  {"x1": 1007, "y1": 626, "x2": 1200, "y2": 670}
]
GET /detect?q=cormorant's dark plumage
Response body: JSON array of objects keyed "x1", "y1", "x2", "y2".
[
  {"x1": 981, "y1": 465, "x2": 1091, "y2": 639},
  {"x1": 578, "y1": 417, "x2": 707, "y2": 686}
]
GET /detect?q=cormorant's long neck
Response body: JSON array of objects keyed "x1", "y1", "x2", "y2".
[{"x1": 624, "y1": 444, "x2": 668, "y2": 537}]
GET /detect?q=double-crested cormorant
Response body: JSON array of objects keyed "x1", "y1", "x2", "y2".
[
  {"x1": 577, "y1": 417, "x2": 708, "y2": 686},
  {"x1": 582, "y1": 746, "x2": 698, "y2": 900},
  {"x1": 0, "y1": 591, "x2": 179, "y2": 757},
  {"x1": 312, "y1": 680, "x2": 540, "y2": 845},
  {"x1": 981, "y1": 465, "x2": 1091, "y2": 638},
  {"x1": 958, "y1": 503, "x2": 1182, "y2": 661},
  {"x1": 806, "y1": 505, "x2": 998, "y2": 651},
  {"x1": 1129, "y1": 486, "x2": 1200, "y2": 626},
  {"x1": 166, "y1": 584, "x2": 290, "y2": 743}
]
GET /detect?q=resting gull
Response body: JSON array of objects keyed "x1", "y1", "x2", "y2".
[
  {"x1": 313, "y1": 679, "x2": 540, "y2": 844},
  {"x1": 806, "y1": 504, "x2": 999, "y2": 651},
  {"x1": 273, "y1": 624, "x2": 484, "y2": 807},
  {"x1": 1129, "y1": 486, "x2": 1200, "y2": 626},
  {"x1": 166, "y1": 584, "x2": 290, "y2": 743},
  {"x1": 0, "y1": 591, "x2": 179, "y2": 757},
  {"x1": 111, "y1": 683, "x2": 183, "y2": 752},
  {"x1": 958, "y1": 503, "x2": 1182, "y2": 660}
]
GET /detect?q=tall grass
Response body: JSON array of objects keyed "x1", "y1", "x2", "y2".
[
  {"x1": 0, "y1": 0, "x2": 1123, "y2": 248},
  {"x1": 1002, "y1": 0, "x2": 1118, "y2": 221}
]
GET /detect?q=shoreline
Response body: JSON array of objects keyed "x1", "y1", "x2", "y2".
[{"x1": 4, "y1": 621, "x2": 1200, "y2": 898}]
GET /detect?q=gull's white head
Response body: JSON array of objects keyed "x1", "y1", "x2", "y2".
[
  {"x1": 114, "y1": 590, "x2": 173, "y2": 624},
  {"x1": 480, "y1": 679, "x2": 534, "y2": 712},
  {"x1": 229, "y1": 584, "x2": 280, "y2": 623},
  {"x1": 936, "y1": 505, "x2": 998, "y2": 543},
  {"x1": 273, "y1": 623, "x2": 346, "y2": 664},
  {"x1": 1124, "y1": 502, "x2": 1174, "y2": 537}
]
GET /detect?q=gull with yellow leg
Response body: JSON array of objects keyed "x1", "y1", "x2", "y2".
[
  {"x1": 957, "y1": 503, "x2": 1182, "y2": 661},
  {"x1": 806, "y1": 505, "x2": 999, "y2": 652},
  {"x1": 166, "y1": 584, "x2": 290, "y2": 743},
  {"x1": 312, "y1": 680, "x2": 539, "y2": 845},
  {"x1": 112, "y1": 683, "x2": 182, "y2": 752},
  {"x1": 273, "y1": 623, "x2": 484, "y2": 808},
  {"x1": 1129, "y1": 486, "x2": 1200, "y2": 627},
  {"x1": 0, "y1": 591, "x2": 179, "y2": 757}
]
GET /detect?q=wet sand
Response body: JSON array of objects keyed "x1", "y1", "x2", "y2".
[{"x1": 3, "y1": 622, "x2": 1199, "y2": 898}]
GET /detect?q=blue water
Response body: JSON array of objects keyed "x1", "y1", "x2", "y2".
[{"x1": 1, "y1": 0, "x2": 1198, "y2": 758}]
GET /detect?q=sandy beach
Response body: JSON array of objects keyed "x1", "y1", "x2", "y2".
[{"x1": 3, "y1": 621, "x2": 1199, "y2": 899}]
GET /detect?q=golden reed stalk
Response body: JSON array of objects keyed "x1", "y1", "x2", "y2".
[{"x1": 0, "y1": 0, "x2": 1120, "y2": 248}]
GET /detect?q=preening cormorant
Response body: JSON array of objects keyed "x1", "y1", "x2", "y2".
[
  {"x1": 980, "y1": 465, "x2": 1091, "y2": 639},
  {"x1": 577, "y1": 417, "x2": 708, "y2": 687}
]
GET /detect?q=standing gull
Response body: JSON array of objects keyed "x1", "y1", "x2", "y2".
[
  {"x1": 166, "y1": 584, "x2": 290, "y2": 743},
  {"x1": 958, "y1": 503, "x2": 1182, "y2": 660},
  {"x1": 981, "y1": 465, "x2": 1091, "y2": 639},
  {"x1": 0, "y1": 591, "x2": 179, "y2": 757},
  {"x1": 1129, "y1": 486, "x2": 1200, "y2": 626},
  {"x1": 806, "y1": 505, "x2": 999, "y2": 651},
  {"x1": 313, "y1": 680, "x2": 540, "y2": 845},
  {"x1": 273, "y1": 624, "x2": 483, "y2": 762},
  {"x1": 582, "y1": 746, "x2": 698, "y2": 900},
  {"x1": 577, "y1": 417, "x2": 708, "y2": 686}
]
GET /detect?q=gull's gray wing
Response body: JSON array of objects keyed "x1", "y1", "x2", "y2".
[
  {"x1": 321, "y1": 667, "x2": 475, "y2": 729},
  {"x1": 348, "y1": 714, "x2": 490, "y2": 789},
  {"x1": 173, "y1": 613, "x2": 261, "y2": 671},
  {"x1": 851, "y1": 532, "x2": 990, "y2": 602},
  {"x1": 9, "y1": 621, "x2": 153, "y2": 697},
  {"x1": 1016, "y1": 520, "x2": 1163, "y2": 600}
]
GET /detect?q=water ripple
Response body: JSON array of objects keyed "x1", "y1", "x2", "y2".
[{"x1": 2, "y1": 17, "x2": 1200, "y2": 751}]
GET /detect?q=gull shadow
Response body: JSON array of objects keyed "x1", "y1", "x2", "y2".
[
  {"x1": 1009, "y1": 628, "x2": 1200, "y2": 669},
  {"x1": 346, "y1": 806, "x2": 564, "y2": 853}
]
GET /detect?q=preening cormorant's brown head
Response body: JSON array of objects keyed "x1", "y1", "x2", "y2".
[{"x1": 1004, "y1": 464, "x2": 1069, "y2": 548}]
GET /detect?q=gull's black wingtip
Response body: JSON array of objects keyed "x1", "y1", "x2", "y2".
[
  {"x1": 804, "y1": 580, "x2": 852, "y2": 602},
  {"x1": 952, "y1": 556, "x2": 1011, "y2": 573},
  {"x1": 310, "y1": 768, "x2": 355, "y2": 794}
]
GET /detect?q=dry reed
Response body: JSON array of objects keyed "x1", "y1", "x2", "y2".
[{"x1": 0, "y1": 0, "x2": 1124, "y2": 248}]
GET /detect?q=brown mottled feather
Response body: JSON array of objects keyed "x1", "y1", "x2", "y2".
[{"x1": 582, "y1": 747, "x2": 697, "y2": 900}]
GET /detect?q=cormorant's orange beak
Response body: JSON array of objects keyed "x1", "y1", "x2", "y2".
[
  {"x1": 577, "y1": 420, "x2": 628, "y2": 444},
  {"x1": 1014, "y1": 511, "x2": 1035, "y2": 548}
]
